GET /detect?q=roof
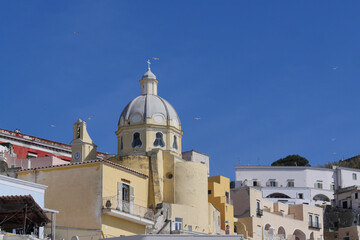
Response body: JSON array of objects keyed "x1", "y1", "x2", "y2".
[
  {"x1": 335, "y1": 185, "x2": 360, "y2": 194},
  {"x1": 17, "y1": 159, "x2": 148, "y2": 178},
  {"x1": 118, "y1": 95, "x2": 180, "y2": 125},
  {"x1": 142, "y1": 68, "x2": 156, "y2": 79},
  {"x1": 235, "y1": 165, "x2": 335, "y2": 172},
  {"x1": 0, "y1": 174, "x2": 47, "y2": 190},
  {"x1": 0, "y1": 128, "x2": 107, "y2": 157},
  {"x1": 0, "y1": 195, "x2": 50, "y2": 230}
]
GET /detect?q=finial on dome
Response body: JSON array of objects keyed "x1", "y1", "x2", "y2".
[{"x1": 142, "y1": 59, "x2": 157, "y2": 80}]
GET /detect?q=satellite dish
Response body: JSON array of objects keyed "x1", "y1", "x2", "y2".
[{"x1": 71, "y1": 236, "x2": 79, "y2": 240}]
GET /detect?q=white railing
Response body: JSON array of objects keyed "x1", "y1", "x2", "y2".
[{"x1": 102, "y1": 196, "x2": 154, "y2": 220}]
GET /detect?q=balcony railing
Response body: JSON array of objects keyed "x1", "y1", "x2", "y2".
[
  {"x1": 308, "y1": 222, "x2": 321, "y2": 229},
  {"x1": 102, "y1": 196, "x2": 154, "y2": 220},
  {"x1": 256, "y1": 208, "x2": 263, "y2": 217}
]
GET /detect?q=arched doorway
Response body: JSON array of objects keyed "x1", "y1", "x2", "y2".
[
  {"x1": 310, "y1": 232, "x2": 314, "y2": 239},
  {"x1": 265, "y1": 224, "x2": 271, "y2": 230},
  {"x1": 266, "y1": 193, "x2": 291, "y2": 198},
  {"x1": 313, "y1": 194, "x2": 330, "y2": 202},
  {"x1": 278, "y1": 226, "x2": 286, "y2": 239},
  {"x1": 293, "y1": 229, "x2": 306, "y2": 240}
]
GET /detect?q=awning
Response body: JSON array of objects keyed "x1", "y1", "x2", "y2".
[{"x1": 0, "y1": 195, "x2": 50, "y2": 230}]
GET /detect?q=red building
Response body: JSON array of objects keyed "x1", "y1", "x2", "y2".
[{"x1": 0, "y1": 128, "x2": 106, "y2": 162}]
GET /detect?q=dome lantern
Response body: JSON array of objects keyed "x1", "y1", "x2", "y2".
[{"x1": 140, "y1": 60, "x2": 158, "y2": 95}]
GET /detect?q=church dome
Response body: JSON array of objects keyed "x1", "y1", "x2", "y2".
[
  {"x1": 118, "y1": 93, "x2": 180, "y2": 126},
  {"x1": 116, "y1": 62, "x2": 183, "y2": 156}
]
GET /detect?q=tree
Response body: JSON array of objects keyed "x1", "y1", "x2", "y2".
[{"x1": 271, "y1": 154, "x2": 310, "y2": 166}]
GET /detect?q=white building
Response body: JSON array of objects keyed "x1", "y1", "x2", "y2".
[
  {"x1": 234, "y1": 166, "x2": 360, "y2": 206},
  {"x1": 0, "y1": 174, "x2": 57, "y2": 239}
]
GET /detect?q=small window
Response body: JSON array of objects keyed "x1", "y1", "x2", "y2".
[
  {"x1": 26, "y1": 151, "x2": 38, "y2": 158},
  {"x1": 287, "y1": 180, "x2": 294, "y2": 187},
  {"x1": 353, "y1": 173, "x2": 357, "y2": 180},
  {"x1": 154, "y1": 132, "x2": 165, "y2": 147},
  {"x1": 225, "y1": 192, "x2": 229, "y2": 204},
  {"x1": 269, "y1": 180, "x2": 277, "y2": 187},
  {"x1": 131, "y1": 132, "x2": 142, "y2": 148},
  {"x1": 122, "y1": 184, "x2": 130, "y2": 202},
  {"x1": 314, "y1": 182, "x2": 323, "y2": 189},
  {"x1": 120, "y1": 136, "x2": 124, "y2": 151},
  {"x1": 343, "y1": 201, "x2": 348, "y2": 209},
  {"x1": 253, "y1": 181, "x2": 257, "y2": 186},
  {"x1": 298, "y1": 193, "x2": 304, "y2": 199},
  {"x1": 173, "y1": 135, "x2": 178, "y2": 150},
  {"x1": 355, "y1": 193, "x2": 358, "y2": 199},
  {"x1": 257, "y1": 201, "x2": 261, "y2": 210},
  {"x1": 188, "y1": 225, "x2": 192, "y2": 232},
  {"x1": 174, "y1": 218, "x2": 183, "y2": 231},
  {"x1": 309, "y1": 214, "x2": 313, "y2": 226},
  {"x1": 208, "y1": 190, "x2": 211, "y2": 194},
  {"x1": 315, "y1": 215, "x2": 319, "y2": 228}
]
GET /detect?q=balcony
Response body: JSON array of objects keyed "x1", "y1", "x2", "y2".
[
  {"x1": 102, "y1": 196, "x2": 154, "y2": 226},
  {"x1": 308, "y1": 222, "x2": 321, "y2": 230},
  {"x1": 256, "y1": 208, "x2": 263, "y2": 217}
]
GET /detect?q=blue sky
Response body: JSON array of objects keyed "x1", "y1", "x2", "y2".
[{"x1": 1, "y1": 1, "x2": 360, "y2": 179}]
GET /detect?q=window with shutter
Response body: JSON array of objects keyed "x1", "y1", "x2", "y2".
[
  {"x1": 117, "y1": 182, "x2": 123, "y2": 211},
  {"x1": 130, "y1": 186, "x2": 134, "y2": 214}
]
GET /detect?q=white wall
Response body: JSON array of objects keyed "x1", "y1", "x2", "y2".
[
  {"x1": 338, "y1": 168, "x2": 360, "y2": 188},
  {"x1": 0, "y1": 175, "x2": 47, "y2": 207},
  {"x1": 235, "y1": 166, "x2": 334, "y2": 189}
]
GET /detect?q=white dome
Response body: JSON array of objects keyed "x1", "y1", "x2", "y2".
[{"x1": 118, "y1": 95, "x2": 180, "y2": 126}]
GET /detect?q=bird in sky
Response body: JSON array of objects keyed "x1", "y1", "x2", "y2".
[
  {"x1": 332, "y1": 66, "x2": 338, "y2": 70},
  {"x1": 86, "y1": 115, "x2": 95, "y2": 122},
  {"x1": 50, "y1": 124, "x2": 56, "y2": 128},
  {"x1": 152, "y1": 57, "x2": 159, "y2": 60},
  {"x1": 73, "y1": 32, "x2": 79, "y2": 35},
  {"x1": 331, "y1": 138, "x2": 336, "y2": 142},
  {"x1": 194, "y1": 117, "x2": 201, "y2": 120}
]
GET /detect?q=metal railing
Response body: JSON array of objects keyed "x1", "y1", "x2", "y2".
[
  {"x1": 256, "y1": 208, "x2": 263, "y2": 217},
  {"x1": 308, "y1": 222, "x2": 321, "y2": 229},
  {"x1": 102, "y1": 196, "x2": 154, "y2": 220}
]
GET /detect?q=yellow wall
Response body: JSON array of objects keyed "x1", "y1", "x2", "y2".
[
  {"x1": 164, "y1": 161, "x2": 208, "y2": 234},
  {"x1": 101, "y1": 163, "x2": 150, "y2": 237},
  {"x1": 102, "y1": 215, "x2": 145, "y2": 237},
  {"x1": 18, "y1": 163, "x2": 103, "y2": 240},
  {"x1": 18, "y1": 161, "x2": 152, "y2": 239},
  {"x1": 208, "y1": 176, "x2": 234, "y2": 232},
  {"x1": 102, "y1": 163, "x2": 148, "y2": 208}
]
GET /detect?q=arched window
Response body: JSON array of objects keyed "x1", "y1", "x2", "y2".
[
  {"x1": 173, "y1": 136, "x2": 178, "y2": 150},
  {"x1": 120, "y1": 136, "x2": 124, "y2": 151},
  {"x1": 131, "y1": 132, "x2": 142, "y2": 148},
  {"x1": 154, "y1": 132, "x2": 165, "y2": 147}
]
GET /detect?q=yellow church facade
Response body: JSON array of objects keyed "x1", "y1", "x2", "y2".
[
  {"x1": 17, "y1": 63, "x2": 227, "y2": 238},
  {"x1": 107, "y1": 64, "x2": 218, "y2": 234}
]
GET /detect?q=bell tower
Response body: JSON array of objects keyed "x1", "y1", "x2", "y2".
[{"x1": 70, "y1": 119, "x2": 97, "y2": 162}]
